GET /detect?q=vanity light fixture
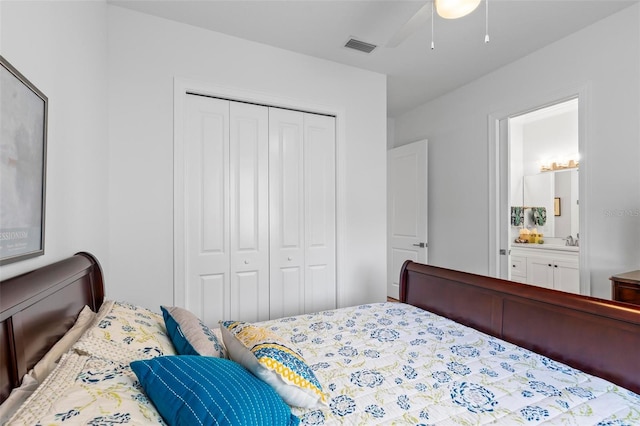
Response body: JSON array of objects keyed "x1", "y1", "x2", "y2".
[{"x1": 540, "y1": 157, "x2": 579, "y2": 172}]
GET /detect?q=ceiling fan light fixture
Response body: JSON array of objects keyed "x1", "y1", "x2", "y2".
[{"x1": 435, "y1": 0, "x2": 482, "y2": 19}]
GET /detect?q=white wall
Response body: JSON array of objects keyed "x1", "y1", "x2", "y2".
[
  {"x1": 387, "y1": 117, "x2": 396, "y2": 149},
  {"x1": 521, "y1": 110, "x2": 578, "y2": 177},
  {"x1": 0, "y1": 1, "x2": 109, "y2": 280},
  {"x1": 393, "y1": 5, "x2": 640, "y2": 299},
  {"x1": 107, "y1": 6, "x2": 387, "y2": 310}
]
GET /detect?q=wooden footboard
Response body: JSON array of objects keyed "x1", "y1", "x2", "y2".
[
  {"x1": 400, "y1": 260, "x2": 640, "y2": 394},
  {"x1": 0, "y1": 252, "x2": 104, "y2": 403}
]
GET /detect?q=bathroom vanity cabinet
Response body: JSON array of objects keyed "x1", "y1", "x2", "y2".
[{"x1": 510, "y1": 246, "x2": 579, "y2": 294}]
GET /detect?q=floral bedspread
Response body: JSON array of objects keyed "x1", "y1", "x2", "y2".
[
  {"x1": 7, "y1": 353, "x2": 166, "y2": 426},
  {"x1": 258, "y1": 303, "x2": 640, "y2": 425},
  {"x1": 7, "y1": 301, "x2": 640, "y2": 425}
]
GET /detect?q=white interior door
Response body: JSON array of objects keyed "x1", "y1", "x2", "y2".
[
  {"x1": 179, "y1": 92, "x2": 335, "y2": 322},
  {"x1": 269, "y1": 108, "x2": 305, "y2": 319},
  {"x1": 184, "y1": 95, "x2": 230, "y2": 324},
  {"x1": 183, "y1": 96, "x2": 269, "y2": 326},
  {"x1": 303, "y1": 113, "x2": 336, "y2": 313},
  {"x1": 269, "y1": 109, "x2": 336, "y2": 317},
  {"x1": 229, "y1": 102, "x2": 269, "y2": 322},
  {"x1": 387, "y1": 140, "x2": 428, "y2": 299}
]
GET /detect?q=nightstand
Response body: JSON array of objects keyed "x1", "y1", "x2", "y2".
[{"x1": 610, "y1": 270, "x2": 640, "y2": 306}]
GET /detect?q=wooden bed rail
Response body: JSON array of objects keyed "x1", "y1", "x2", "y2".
[{"x1": 400, "y1": 260, "x2": 640, "y2": 395}]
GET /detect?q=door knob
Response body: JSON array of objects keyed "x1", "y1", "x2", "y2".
[
  {"x1": 287, "y1": 256, "x2": 292, "y2": 261},
  {"x1": 412, "y1": 242, "x2": 427, "y2": 248},
  {"x1": 244, "y1": 260, "x2": 249, "y2": 265}
]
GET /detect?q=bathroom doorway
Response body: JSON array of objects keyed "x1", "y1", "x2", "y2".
[
  {"x1": 509, "y1": 99, "x2": 579, "y2": 246},
  {"x1": 506, "y1": 99, "x2": 581, "y2": 293},
  {"x1": 490, "y1": 93, "x2": 588, "y2": 295}
]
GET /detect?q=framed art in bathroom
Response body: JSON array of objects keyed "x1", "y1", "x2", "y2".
[
  {"x1": 554, "y1": 197, "x2": 561, "y2": 216},
  {"x1": 0, "y1": 55, "x2": 48, "y2": 265}
]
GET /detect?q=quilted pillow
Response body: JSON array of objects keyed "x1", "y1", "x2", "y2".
[
  {"x1": 72, "y1": 300, "x2": 176, "y2": 364},
  {"x1": 161, "y1": 306, "x2": 226, "y2": 358},
  {"x1": 130, "y1": 356, "x2": 299, "y2": 426},
  {"x1": 220, "y1": 321, "x2": 326, "y2": 408}
]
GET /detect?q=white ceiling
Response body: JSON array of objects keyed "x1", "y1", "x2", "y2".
[{"x1": 109, "y1": 0, "x2": 637, "y2": 117}]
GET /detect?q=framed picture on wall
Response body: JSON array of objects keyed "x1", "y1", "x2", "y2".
[
  {"x1": 554, "y1": 197, "x2": 561, "y2": 216},
  {"x1": 0, "y1": 55, "x2": 48, "y2": 265}
]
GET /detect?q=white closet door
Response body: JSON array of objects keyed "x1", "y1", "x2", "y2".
[
  {"x1": 181, "y1": 95, "x2": 335, "y2": 323},
  {"x1": 269, "y1": 108, "x2": 305, "y2": 318},
  {"x1": 269, "y1": 109, "x2": 336, "y2": 318},
  {"x1": 184, "y1": 95, "x2": 230, "y2": 324},
  {"x1": 229, "y1": 102, "x2": 270, "y2": 322},
  {"x1": 304, "y1": 113, "x2": 336, "y2": 313}
]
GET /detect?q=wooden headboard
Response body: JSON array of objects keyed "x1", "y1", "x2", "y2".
[
  {"x1": 0, "y1": 252, "x2": 104, "y2": 403},
  {"x1": 400, "y1": 260, "x2": 640, "y2": 394}
]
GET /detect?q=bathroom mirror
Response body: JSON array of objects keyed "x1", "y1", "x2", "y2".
[{"x1": 522, "y1": 169, "x2": 578, "y2": 238}]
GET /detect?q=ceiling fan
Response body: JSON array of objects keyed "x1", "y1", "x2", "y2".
[{"x1": 386, "y1": 0, "x2": 485, "y2": 48}]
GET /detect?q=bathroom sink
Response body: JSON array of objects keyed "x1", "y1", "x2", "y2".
[{"x1": 513, "y1": 243, "x2": 579, "y2": 252}]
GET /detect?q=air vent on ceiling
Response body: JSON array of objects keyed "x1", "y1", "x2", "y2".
[{"x1": 344, "y1": 38, "x2": 377, "y2": 54}]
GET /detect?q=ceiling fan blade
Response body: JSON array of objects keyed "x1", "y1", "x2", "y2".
[{"x1": 386, "y1": 2, "x2": 432, "y2": 48}]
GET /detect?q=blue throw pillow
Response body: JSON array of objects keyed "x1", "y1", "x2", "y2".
[
  {"x1": 130, "y1": 356, "x2": 299, "y2": 426},
  {"x1": 161, "y1": 306, "x2": 226, "y2": 358}
]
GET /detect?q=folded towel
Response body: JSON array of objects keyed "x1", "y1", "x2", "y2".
[
  {"x1": 533, "y1": 207, "x2": 547, "y2": 226},
  {"x1": 511, "y1": 206, "x2": 524, "y2": 226}
]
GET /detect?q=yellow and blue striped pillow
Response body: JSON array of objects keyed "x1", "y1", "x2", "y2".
[{"x1": 220, "y1": 321, "x2": 327, "y2": 408}]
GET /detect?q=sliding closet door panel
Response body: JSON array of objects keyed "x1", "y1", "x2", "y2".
[
  {"x1": 184, "y1": 95, "x2": 230, "y2": 322},
  {"x1": 270, "y1": 108, "x2": 305, "y2": 319},
  {"x1": 304, "y1": 114, "x2": 336, "y2": 312},
  {"x1": 304, "y1": 113, "x2": 336, "y2": 313},
  {"x1": 230, "y1": 102, "x2": 269, "y2": 322}
]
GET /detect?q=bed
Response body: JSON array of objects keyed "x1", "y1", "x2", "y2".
[{"x1": 1, "y1": 253, "x2": 639, "y2": 425}]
